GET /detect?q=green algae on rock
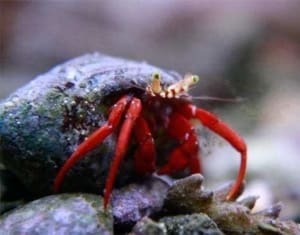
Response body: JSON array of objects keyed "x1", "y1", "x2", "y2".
[
  {"x1": 133, "y1": 214, "x2": 224, "y2": 235},
  {"x1": 160, "y1": 214, "x2": 224, "y2": 235},
  {"x1": 0, "y1": 53, "x2": 180, "y2": 196},
  {"x1": 133, "y1": 217, "x2": 167, "y2": 235},
  {"x1": 0, "y1": 193, "x2": 113, "y2": 235}
]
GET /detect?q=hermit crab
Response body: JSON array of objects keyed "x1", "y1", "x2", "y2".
[
  {"x1": 53, "y1": 59, "x2": 247, "y2": 209},
  {"x1": 0, "y1": 53, "x2": 246, "y2": 210}
]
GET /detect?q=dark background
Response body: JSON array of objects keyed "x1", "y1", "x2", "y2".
[{"x1": 1, "y1": 0, "x2": 300, "y2": 220}]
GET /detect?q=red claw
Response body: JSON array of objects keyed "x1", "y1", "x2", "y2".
[
  {"x1": 103, "y1": 98, "x2": 142, "y2": 208},
  {"x1": 54, "y1": 95, "x2": 132, "y2": 193},
  {"x1": 158, "y1": 111, "x2": 201, "y2": 175},
  {"x1": 178, "y1": 104, "x2": 247, "y2": 200},
  {"x1": 133, "y1": 116, "x2": 156, "y2": 175}
]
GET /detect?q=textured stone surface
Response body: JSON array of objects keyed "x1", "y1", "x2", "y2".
[
  {"x1": 132, "y1": 217, "x2": 167, "y2": 235},
  {"x1": 0, "y1": 193, "x2": 113, "y2": 235},
  {"x1": 160, "y1": 213, "x2": 224, "y2": 235},
  {"x1": 112, "y1": 176, "x2": 169, "y2": 228},
  {"x1": 163, "y1": 174, "x2": 300, "y2": 235}
]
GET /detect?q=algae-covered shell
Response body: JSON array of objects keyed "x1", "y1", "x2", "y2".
[{"x1": 0, "y1": 53, "x2": 180, "y2": 196}]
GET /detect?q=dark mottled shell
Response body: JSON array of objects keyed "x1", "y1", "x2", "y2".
[{"x1": 0, "y1": 53, "x2": 181, "y2": 196}]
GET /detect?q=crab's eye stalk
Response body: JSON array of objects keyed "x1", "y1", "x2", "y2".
[
  {"x1": 151, "y1": 72, "x2": 162, "y2": 94},
  {"x1": 184, "y1": 74, "x2": 199, "y2": 85},
  {"x1": 152, "y1": 72, "x2": 161, "y2": 80},
  {"x1": 191, "y1": 75, "x2": 199, "y2": 84},
  {"x1": 182, "y1": 74, "x2": 200, "y2": 91}
]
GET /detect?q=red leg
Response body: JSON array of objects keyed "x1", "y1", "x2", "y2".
[
  {"x1": 103, "y1": 98, "x2": 142, "y2": 208},
  {"x1": 133, "y1": 116, "x2": 156, "y2": 175},
  {"x1": 179, "y1": 104, "x2": 247, "y2": 200},
  {"x1": 54, "y1": 95, "x2": 132, "y2": 192},
  {"x1": 158, "y1": 112, "x2": 202, "y2": 175}
]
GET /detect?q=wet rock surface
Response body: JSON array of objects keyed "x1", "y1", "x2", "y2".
[
  {"x1": 0, "y1": 193, "x2": 113, "y2": 235},
  {"x1": 112, "y1": 176, "x2": 169, "y2": 228},
  {"x1": 163, "y1": 174, "x2": 300, "y2": 235},
  {"x1": 1, "y1": 173, "x2": 300, "y2": 234},
  {"x1": 160, "y1": 214, "x2": 224, "y2": 235},
  {"x1": 133, "y1": 214, "x2": 224, "y2": 235},
  {"x1": 133, "y1": 217, "x2": 167, "y2": 235},
  {"x1": 0, "y1": 177, "x2": 169, "y2": 234}
]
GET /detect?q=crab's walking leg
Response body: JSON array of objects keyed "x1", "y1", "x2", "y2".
[
  {"x1": 180, "y1": 104, "x2": 247, "y2": 200},
  {"x1": 104, "y1": 98, "x2": 142, "y2": 208},
  {"x1": 158, "y1": 112, "x2": 201, "y2": 175},
  {"x1": 133, "y1": 116, "x2": 156, "y2": 175},
  {"x1": 54, "y1": 95, "x2": 132, "y2": 192}
]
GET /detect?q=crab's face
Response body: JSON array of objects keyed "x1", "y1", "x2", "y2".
[{"x1": 140, "y1": 73, "x2": 200, "y2": 129}]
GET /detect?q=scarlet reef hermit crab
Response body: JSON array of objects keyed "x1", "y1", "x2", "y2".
[{"x1": 0, "y1": 53, "x2": 246, "y2": 209}]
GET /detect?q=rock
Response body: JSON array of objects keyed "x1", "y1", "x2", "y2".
[
  {"x1": 112, "y1": 176, "x2": 170, "y2": 228},
  {"x1": 0, "y1": 174, "x2": 170, "y2": 230},
  {"x1": 160, "y1": 213, "x2": 224, "y2": 235},
  {"x1": 0, "y1": 193, "x2": 113, "y2": 235},
  {"x1": 163, "y1": 174, "x2": 300, "y2": 235},
  {"x1": 132, "y1": 217, "x2": 167, "y2": 235}
]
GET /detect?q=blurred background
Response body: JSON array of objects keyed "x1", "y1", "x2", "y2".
[{"x1": 1, "y1": 0, "x2": 300, "y2": 221}]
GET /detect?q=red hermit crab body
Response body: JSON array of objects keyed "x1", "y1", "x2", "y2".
[{"x1": 54, "y1": 70, "x2": 247, "y2": 209}]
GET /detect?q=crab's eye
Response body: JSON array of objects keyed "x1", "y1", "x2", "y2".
[
  {"x1": 191, "y1": 75, "x2": 199, "y2": 84},
  {"x1": 183, "y1": 74, "x2": 200, "y2": 88},
  {"x1": 152, "y1": 72, "x2": 161, "y2": 80}
]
